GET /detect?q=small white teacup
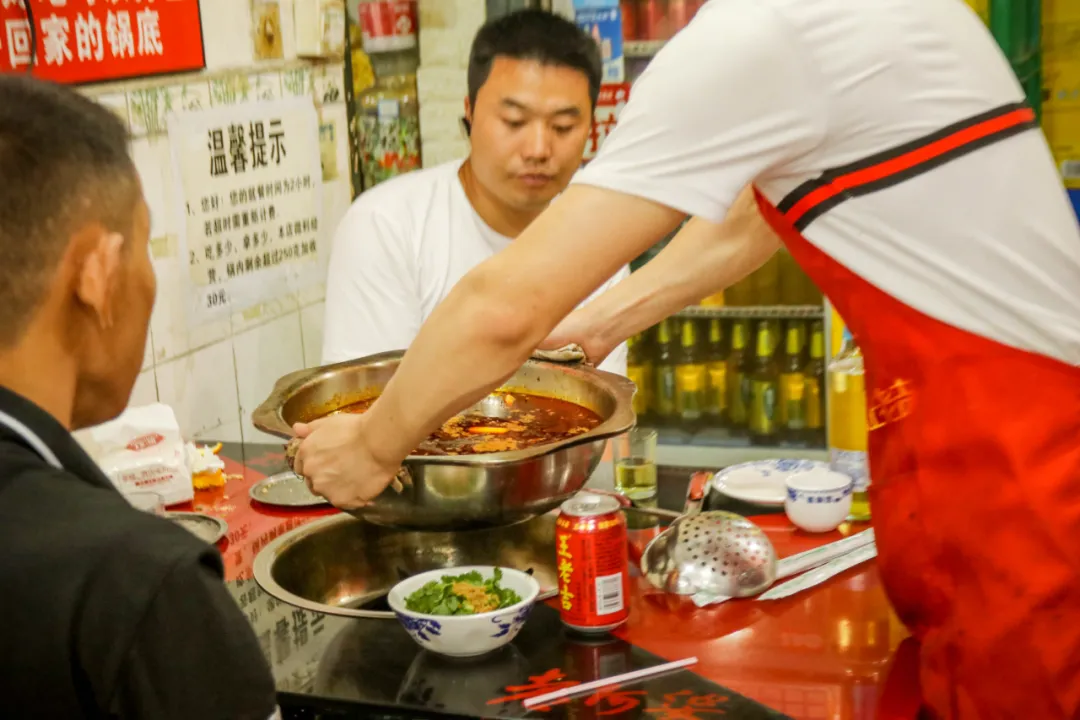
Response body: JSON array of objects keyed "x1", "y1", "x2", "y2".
[{"x1": 784, "y1": 469, "x2": 854, "y2": 533}]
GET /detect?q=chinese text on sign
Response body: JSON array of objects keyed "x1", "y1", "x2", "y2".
[{"x1": 0, "y1": 0, "x2": 204, "y2": 84}]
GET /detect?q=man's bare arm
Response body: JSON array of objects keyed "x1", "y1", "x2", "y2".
[
  {"x1": 358, "y1": 185, "x2": 686, "y2": 468},
  {"x1": 542, "y1": 187, "x2": 782, "y2": 363}
]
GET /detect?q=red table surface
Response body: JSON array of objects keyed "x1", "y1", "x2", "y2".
[{"x1": 178, "y1": 449, "x2": 920, "y2": 720}]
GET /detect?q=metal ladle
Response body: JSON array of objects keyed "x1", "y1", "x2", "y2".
[
  {"x1": 638, "y1": 510, "x2": 778, "y2": 598},
  {"x1": 589, "y1": 491, "x2": 779, "y2": 598}
]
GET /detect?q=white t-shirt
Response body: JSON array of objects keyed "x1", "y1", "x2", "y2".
[
  {"x1": 322, "y1": 160, "x2": 630, "y2": 374},
  {"x1": 575, "y1": 0, "x2": 1080, "y2": 366}
]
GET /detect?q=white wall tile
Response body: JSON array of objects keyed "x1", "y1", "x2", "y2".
[
  {"x1": 170, "y1": 80, "x2": 213, "y2": 114},
  {"x1": 281, "y1": 67, "x2": 314, "y2": 98},
  {"x1": 142, "y1": 333, "x2": 155, "y2": 372},
  {"x1": 80, "y1": 4, "x2": 352, "y2": 447},
  {"x1": 150, "y1": 256, "x2": 233, "y2": 363},
  {"x1": 277, "y1": 0, "x2": 298, "y2": 61},
  {"x1": 300, "y1": 301, "x2": 325, "y2": 367},
  {"x1": 422, "y1": 139, "x2": 471, "y2": 168},
  {"x1": 230, "y1": 293, "x2": 301, "y2": 337},
  {"x1": 202, "y1": 420, "x2": 245, "y2": 444},
  {"x1": 232, "y1": 312, "x2": 305, "y2": 443},
  {"x1": 417, "y1": 0, "x2": 481, "y2": 165},
  {"x1": 155, "y1": 339, "x2": 242, "y2": 439},
  {"x1": 417, "y1": 67, "x2": 468, "y2": 105},
  {"x1": 296, "y1": 173, "x2": 350, "y2": 307},
  {"x1": 129, "y1": 136, "x2": 173, "y2": 244},
  {"x1": 314, "y1": 64, "x2": 346, "y2": 107},
  {"x1": 131, "y1": 132, "x2": 235, "y2": 366},
  {"x1": 320, "y1": 102, "x2": 351, "y2": 187},
  {"x1": 250, "y1": 72, "x2": 283, "y2": 102},
  {"x1": 128, "y1": 368, "x2": 160, "y2": 408},
  {"x1": 297, "y1": 280, "x2": 326, "y2": 308},
  {"x1": 418, "y1": 27, "x2": 472, "y2": 69}
]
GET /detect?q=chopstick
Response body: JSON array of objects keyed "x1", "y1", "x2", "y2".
[
  {"x1": 758, "y1": 542, "x2": 878, "y2": 601},
  {"x1": 522, "y1": 657, "x2": 699, "y2": 709}
]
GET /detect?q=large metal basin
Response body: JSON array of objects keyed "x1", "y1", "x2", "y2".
[
  {"x1": 251, "y1": 350, "x2": 636, "y2": 530},
  {"x1": 253, "y1": 512, "x2": 559, "y2": 619}
]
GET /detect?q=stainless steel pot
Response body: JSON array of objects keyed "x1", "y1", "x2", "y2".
[{"x1": 251, "y1": 350, "x2": 636, "y2": 530}]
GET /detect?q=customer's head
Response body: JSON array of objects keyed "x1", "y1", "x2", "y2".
[
  {"x1": 465, "y1": 9, "x2": 601, "y2": 212},
  {"x1": 0, "y1": 76, "x2": 154, "y2": 429}
]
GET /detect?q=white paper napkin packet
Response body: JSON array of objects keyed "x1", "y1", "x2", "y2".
[{"x1": 76, "y1": 403, "x2": 194, "y2": 506}]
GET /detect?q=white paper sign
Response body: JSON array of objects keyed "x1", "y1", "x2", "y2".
[{"x1": 167, "y1": 98, "x2": 323, "y2": 322}]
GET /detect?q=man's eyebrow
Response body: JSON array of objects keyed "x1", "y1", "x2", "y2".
[{"x1": 499, "y1": 98, "x2": 584, "y2": 118}]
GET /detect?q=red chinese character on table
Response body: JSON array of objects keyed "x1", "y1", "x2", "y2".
[
  {"x1": 585, "y1": 684, "x2": 647, "y2": 716},
  {"x1": 487, "y1": 668, "x2": 580, "y2": 711},
  {"x1": 646, "y1": 690, "x2": 730, "y2": 720}
]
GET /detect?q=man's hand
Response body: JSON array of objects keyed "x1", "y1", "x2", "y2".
[
  {"x1": 537, "y1": 307, "x2": 614, "y2": 366},
  {"x1": 290, "y1": 414, "x2": 399, "y2": 509}
]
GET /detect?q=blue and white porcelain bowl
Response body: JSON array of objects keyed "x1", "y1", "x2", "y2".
[
  {"x1": 387, "y1": 566, "x2": 540, "y2": 658},
  {"x1": 783, "y1": 469, "x2": 854, "y2": 533}
]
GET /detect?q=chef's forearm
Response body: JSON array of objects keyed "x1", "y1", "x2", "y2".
[
  {"x1": 362, "y1": 277, "x2": 535, "y2": 465},
  {"x1": 358, "y1": 185, "x2": 685, "y2": 463},
  {"x1": 586, "y1": 206, "x2": 781, "y2": 353}
]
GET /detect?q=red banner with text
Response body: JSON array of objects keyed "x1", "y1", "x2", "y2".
[{"x1": 0, "y1": 0, "x2": 204, "y2": 85}]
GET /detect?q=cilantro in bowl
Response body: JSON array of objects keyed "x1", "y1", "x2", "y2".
[{"x1": 404, "y1": 568, "x2": 523, "y2": 616}]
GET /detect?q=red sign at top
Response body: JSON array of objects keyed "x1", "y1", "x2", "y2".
[{"x1": 0, "y1": 0, "x2": 205, "y2": 85}]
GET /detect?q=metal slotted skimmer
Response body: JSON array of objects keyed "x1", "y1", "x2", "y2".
[{"x1": 640, "y1": 511, "x2": 778, "y2": 598}]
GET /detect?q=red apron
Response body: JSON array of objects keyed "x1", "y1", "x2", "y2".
[{"x1": 751, "y1": 104, "x2": 1080, "y2": 719}]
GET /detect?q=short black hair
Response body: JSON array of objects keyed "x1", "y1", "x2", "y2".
[
  {"x1": 468, "y1": 9, "x2": 603, "y2": 111},
  {"x1": 0, "y1": 76, "x2": 138, "y2": 347}
]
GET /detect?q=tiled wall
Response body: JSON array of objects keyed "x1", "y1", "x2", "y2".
[
  {"x1": 79, "y1": 0, "x2": 574, "y2": 444},
  {"x1": 416, "y1": 0, "x2": 483, "y2": 167},
  {"x1": 79, "y1": 0, "x2": 352, "y2": 445}
]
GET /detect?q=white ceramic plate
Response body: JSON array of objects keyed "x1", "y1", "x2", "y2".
[{"x1": 709, "y1": 459, "x2": 829, "y2": 507}]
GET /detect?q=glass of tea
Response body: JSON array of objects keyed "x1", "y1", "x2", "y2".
[{"x1": 612, "y1": 428, "x2": 658, "y2": 502}]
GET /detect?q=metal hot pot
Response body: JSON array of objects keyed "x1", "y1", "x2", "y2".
[{"x1": 251, "y1": 350, "x2": 636, "y2": 530}]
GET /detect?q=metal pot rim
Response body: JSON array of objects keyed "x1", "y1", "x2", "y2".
[
  {"x1": 250, "y1": 350, "x2": 638, "y2": 465},
  {"x1": 252, "y1": 512, "x2": 561, "y2": 619}
]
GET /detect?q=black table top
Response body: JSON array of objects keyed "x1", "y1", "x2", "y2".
[
  {"x1": 271, "y1": 603, "x2": 791, "y2": 720},
  {"x1": 217, "y1": 442, "x2": 791, "y2": 720}
]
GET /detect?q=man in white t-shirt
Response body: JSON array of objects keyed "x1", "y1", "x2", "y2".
[
  {"x1": 322, "y1": 9, "x2": 629, "y2": 375},
  {"x1": 296, "y1": 1, "x2": 1080, "y2": 717}
]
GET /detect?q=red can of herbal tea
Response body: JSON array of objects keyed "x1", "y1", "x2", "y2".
[{"x1": 555, "y1": 493, "x2": 631, "y2": 634}]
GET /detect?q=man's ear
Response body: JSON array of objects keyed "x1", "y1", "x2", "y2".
[
  {"x1": 73, "y1": 229, "x2": 125, "y2": 329},
  {"x1": 462, "y1": 96, "x2": 473, "y2": 138}
]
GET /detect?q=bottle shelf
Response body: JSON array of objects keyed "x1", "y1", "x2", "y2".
[
  {"x1": 646, "y1": 425, "x2": 826, "y2": 450},
  {"x1": 674, "y1": 305, "x2": 825, "y2": 320},
  {"x1": 653, "y1": 441, "x2": 829, "y2": 469}
]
